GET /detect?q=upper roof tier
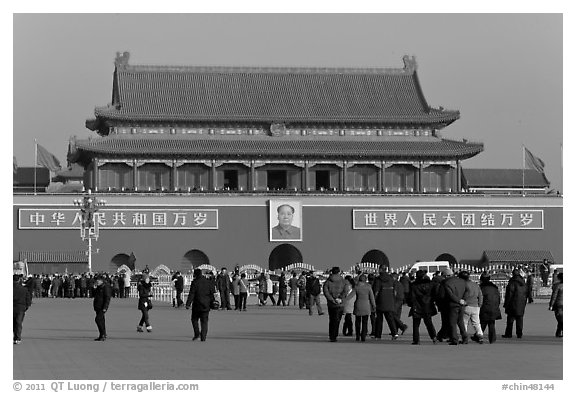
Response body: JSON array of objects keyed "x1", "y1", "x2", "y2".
[{"x1": 87, "y1": 53, "x2": 460, "y2": 134}]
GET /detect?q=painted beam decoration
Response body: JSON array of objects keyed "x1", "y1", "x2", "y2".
[
  {"x1": 353, "y1": 209, "x2": 543, "y2": 230},
  {"x1": 18, "y1": 208, "x2": 218, "y2": 229}
]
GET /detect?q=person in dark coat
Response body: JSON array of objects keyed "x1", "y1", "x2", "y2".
[
  {"x1": 526, "y1": 271, "x2": 534, "y2": 303},
  {"x1": 479, "y1": 272, "x2": 502, "y2": 344},
  {"x1": 503, "y1": 269, "x2": 528, "y2": 339},
  {"x1": 367, "y1": 273, "x2": 377, "y2": 336},
  {"x1": 391, "y1": 272, "x2": 408, "y2": 335},
  {"x1": 372, "y1": 268, "x2": 398, "y2": 339},
  {"x1": 549, "y1": 272, "x2": 563, "y2": 337},
  {"x1": 322, "y1": 267, "x2": 347, "y2": 342},
  {"x1": 13, "y1": 275, "x2": 32, "y2": 344},
  {"x1": 442, "y1": 268, "x2": 467, "y2": 345},
  {"x1": 186, "y1": 268, "x2": 216, "y2": 341},
  {"x1": 399, "y1": 272, "x2": 411, "y2": 304},
  {"x1": 407, "y1": 270, "x2": 437, "y2": 345},
  {"x1": 353, "y1": 274, "x2": 376, "y2": 342},
  {"x1": 277, "y1": 272, "x2": 288, "y2": 306},
  {"x1": 93, "y1": 275, "x2": 112, "y2": 341},
  {"x1": 174, "y1": 271, "x2": 185, "y2": 308},
  {"x1": 215, "y1": 268, "x2": 232, "y2": 310},
  {"x1": 136, "y1": 274, "x2": 153, "y2": 332}
]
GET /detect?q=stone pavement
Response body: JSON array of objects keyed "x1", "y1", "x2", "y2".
[{"x1": 13, "y1": 297, "x2": 562, "y2": 380}]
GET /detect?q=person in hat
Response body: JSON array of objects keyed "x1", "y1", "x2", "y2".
[
  {"x1": 479, "y1": 272, "x2": 502, "y2": 344},
  {"x1": 13, "y1": 274, "x2": 32, "y2": 345},
  {"x1": 549, "y1": 272, "x2": 563, "y2": 337},
  {"x1": 502, "y1": 269, "x2": 528, "y2": 339},
  {"x1": 93, "y1": 274, "x2": 112, "y2": 341},
  {"x1": 440, "y1": 267, "x2": 467, "y2": 345},
  {"x1": 323, "y1": 266, "x2": 347, "y2": 342},
  {"x1": 186, "y1": 268, "x2": 216, "y2": 341},
  {"x1": 137, "y1": 273, "x2": 153, "y2": 333}
]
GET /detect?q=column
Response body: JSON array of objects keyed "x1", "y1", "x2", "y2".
[
  {"x1": 379, "y1": 161, "x2": 385, "y2": 192},
  {"x1": 93, "y1": 158, "x2": 99, "y2": 191},
  {"x1": 303, "y1": 161, "x2": 309, "y2": 191},
  {"x1": 211, "y1": 160, "x2": 217, "y2": 191},
  {"x1": 171, "y1": 159, "x2": 178, "y2": 191},
  {"x1": 250, "y1": 160, "x2": 256, "y2": 191},
  {"x1": 132, "y1": 159, "x2": 138, "y2": 191},
  {"x1": 456, "y1": 160, "x2": 462, "y2": 193},
  {"x1": 342, "y1": 161, "x2": 348, "y2": 191},
  {"x1": 417, "y1": 161, "x2": 423, "y2": 193}
]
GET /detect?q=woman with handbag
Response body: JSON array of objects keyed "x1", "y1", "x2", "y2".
[{"x1": 137, "y1": 274, "x2": 153, "y2": 333}]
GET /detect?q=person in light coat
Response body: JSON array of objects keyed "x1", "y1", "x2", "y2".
[
  {"x1": 342, "y1": 276, "x2": 356, "y2": 336},
  {"x1": 459, "y1": 270, "x2": 484, "y2": 344},
  {"x1": 353, "y1": 274, "x2": 376, "y2": 342}
]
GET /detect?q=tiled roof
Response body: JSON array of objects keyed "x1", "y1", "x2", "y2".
[
  {"x1": 19, "y1": 251, "x2": 88, "y2": 264},
  {"x1": 73, "y1": 136, "x2": 483, "y2": 160},
  {"x1": 462, "y1": 168, "x2": 549, "y2": 188},
  {"x1": 91, "y1": 56, "x2": 459, "y2": 128},
  {"x1": 482, "y1": 250, "x2": 554, "y2": 264}
]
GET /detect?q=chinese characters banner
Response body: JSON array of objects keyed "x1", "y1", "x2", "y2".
[
  {"x1": 18, "y1": 208, "x2": 218, "y2": 230},
  {"x1": 353, "y1": 209, "x2": 543, "y2": 230}
]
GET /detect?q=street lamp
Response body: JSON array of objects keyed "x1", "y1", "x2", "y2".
[{"x1": 73, "y1": 189, "x2": 106, "y2": 273}]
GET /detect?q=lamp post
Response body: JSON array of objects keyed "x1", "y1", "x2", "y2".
[{"x1": 73, "y1": 190, "x2": 106, "y2": 273}]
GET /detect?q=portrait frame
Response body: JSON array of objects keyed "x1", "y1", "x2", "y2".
[{"x1": 269, "y1": 200, "x2": 303, "y2": 242}]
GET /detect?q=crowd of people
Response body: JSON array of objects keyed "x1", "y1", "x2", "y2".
[
  {"x1": 20, "y1": 273, "x2": 132, "y2": 300},
  {"x1": 13, "y1": 263, "x2": 563, "y2": 345}
]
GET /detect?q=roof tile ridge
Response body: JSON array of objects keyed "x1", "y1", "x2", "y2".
[{"x1": 119, "y1": 63, "x2": 412, "y2": 76}]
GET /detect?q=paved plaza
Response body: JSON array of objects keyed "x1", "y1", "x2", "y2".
[{"x1": 13, "y1": 297, "x2": 562, "y2": 380}]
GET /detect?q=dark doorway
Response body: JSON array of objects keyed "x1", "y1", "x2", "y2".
[
  {"x1": 269, "y1": 244, "x2": 303, "y2": 270},
  {"x1": 182, "y1": 249, "x2": 210, "y2": 274},
  {"x1": 361, "y1": 249, "x2": 390, "y2": 269},
  {"x1": 223, "y1": 170, "x2": 238, "y2": 190},
  {"x1": 315, "y1": 170, "x2": 331, "y2": 190},
  {"x1": 436, "y1": 253, "x2": 457, "y2": 266},
  {"x1": 110, "y1": 253, "x2": 130, "y2": 272},
  {"x1": 267, "y1": 170, "x2": 287, "y2": 190}
]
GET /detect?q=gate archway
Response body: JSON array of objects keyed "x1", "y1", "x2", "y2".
[
  {"x1": 269, "y1": 244, "x2": 303, "y2": 271},
  {"x1": 182, "y1": 249, "x2": 210, "y2": 274},
  {"x1": 110, "y1": 253, "x2": 130, "y2": 272},
  {"x1": 361, "y1": 249, "x2": 390, "y2": 269},
  {"x1": 436, "y1": 253, "x2": 457, "y2": 266}
]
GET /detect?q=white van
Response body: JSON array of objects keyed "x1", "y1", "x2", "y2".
[{"x1": 409, "y1": 261, "x2": 451, "y2": 278}]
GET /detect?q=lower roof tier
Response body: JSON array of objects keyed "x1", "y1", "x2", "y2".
[{"x1": 71, "y1": 136, "x2": 483, "y2": 162}]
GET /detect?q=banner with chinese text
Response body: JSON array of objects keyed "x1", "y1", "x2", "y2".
[
  {"x1": 353, "y1": 209, "x2": 543, "y2": 230},
  {"x1": 18, "y1": 208, "x2": 218, "y2": 230}
]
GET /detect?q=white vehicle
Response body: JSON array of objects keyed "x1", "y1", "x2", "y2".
[{"x1": 409, "y1": 261, "x2": 451, "y2": 278}]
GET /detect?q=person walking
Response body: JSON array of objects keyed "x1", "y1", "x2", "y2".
[
  {"x1": 306, "y1": 271, "x2": 324, "y2": 316},
  {"x1": 442, "y1": 268, "x2": 467, "y2": 345},
  {"x1": 459, "y1": 270, "x2": 484, "y2": 344},
  {"x1": 391, "y1": 272, "x2": 408, "y2": 335},
  {"x1": 287, "y1": 271, "x2": 299, "y2": 306},
  {"x1": 13, "y1": 275, "x2": 32, "y2": 345},
  {"x1": 479, "y1": 272, "x2": 502, "y2": 344},
  {"x1": 367, "y1": 273, "x2": 377, "y2": 337},
  {"x1": 93, "y1": 275, "x2": 112, "y2": 341},
  {"x1": 136, "y1": 274, "x2": 153, "y2": 333},
  {"x1": 231, "y1": 274, "x2": 241, "y2": 310},
  {"x1": 407, "y1": 270, "x2": 438, "y2": 345},
  {"x1": 526, "y1": 271, "x2": 534, "y2": 304},
  {"x1": 372, "y1": 267, "x2": 398, "y2": 340},
  {"x1": 353, "y1": 274, "x2": 376, "y2": 342},
  {"x1": 174, "y1": 271, "x2": 184, "y2": 308},
  {"x1": 263, "y1": 273, "x2": 276, "y2": 306},
  {"x1": 216, "y1": 268, "x2": 232, "y2": 310},
  {"x1": 502, "y1": 269, "x2": 528, "y2": 339},
  {"x1": 238, "y1": 273, "x2": 249, "y2": 311},
  {"x1": 323, "y1": 266, "x2": 347, "y2": 342},
  {"x1": 277, "y1": 272, "x2": 287, "y2": 306},
  {"x1": 186, "y1": 269, "x2": 216, "y2": 341},
  {"x1": 549, "y1": 272, "x2": 563, "y2": 337},
  {"x1": 342, "y1": 276, "x2": 356, "y2": 336},
  {"x1": 297, "y1": 272, "x2": 307, "y2": 310}
]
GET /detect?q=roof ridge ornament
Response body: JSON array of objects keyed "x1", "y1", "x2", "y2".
[
  {"x1": 115, "y1": 51, "x2": 130, "y2": 68},
  {"x1": 402, "y1": 55, "x2": 417, "y2": 73}
]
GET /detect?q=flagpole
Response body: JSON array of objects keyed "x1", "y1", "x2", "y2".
[
  {"x1": 34, "y1": 139, "x2": 37, "y2": 195},
  {"x1": 522, "y1": 145, "x2": 525, "y2": 196}
]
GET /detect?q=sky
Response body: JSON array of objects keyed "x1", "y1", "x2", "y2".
[{"x1": 12, "y1": 13, "x2": 563, "y2": 190}]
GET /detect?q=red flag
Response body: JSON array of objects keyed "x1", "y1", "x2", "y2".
[
  {"x1": 36, "y1": 143, "x2": 61, "y2": 172},
  {"x1": 524, "y1": 147, "x2": 545, "y2": 173},
  {"x1": 13, "y1": 156, "x2": 18, "y2": 174}
]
